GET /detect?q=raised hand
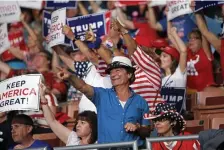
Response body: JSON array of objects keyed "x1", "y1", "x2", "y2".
[
  {"x1": 56, "y1": 67, "x2": 71, "y2": 80},
  {"x1": 62, "y1": 25, "x2": 75, "y2": 40},
  {"x1": 85, "y1": 26, "x2": 96, "y2": 42},
  {"x1": 20, "y1": 13, "x2": 25, "y2": 22}
]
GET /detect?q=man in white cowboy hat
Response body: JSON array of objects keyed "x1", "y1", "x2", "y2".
[
  {"x1": 144, "y1": 103, "x2": 200, "y2": 150},
  {"x1": 56, "y1": 55, "x2": 151, "y2": 147}
]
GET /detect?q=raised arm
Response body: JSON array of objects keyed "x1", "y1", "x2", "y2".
[
  {"x1": 167, "y1": 21, "x2": 178, "y2": 49},
  {"x1": 62, "y1": 25, "x2": 98, "y2": 65},
  {"x1": 52, "y1": 45, "x2": 75, "y2": 72},
  {"x1": 116, "y1": 8, "x2": 135, "y2": 30},
  {"x1": 40, "y1": 83, "x2": 71, "y2": 144},
  {"x1": 57, "y1": 67, "x2": 94, "y2": 99},
  {"x1": 20, "y1": 13, "x2": 38, "y2": 41},
  {"x1": 195, "y1": 11, "x2": 221, "y2": 53},
  {"x1": 88, "y1": 0, "x2": 101, "y2": 13},
  {"x1": 8, "y1": 46, "x2": 24, "y2": 60},
  {"x1": 112, "y1": 19, "x2": 137, "y2": 57},
  {"x1": 147, "y1": 5, "x2": 163, "y2": 31},
  {"x1": 78, "y1": 2, "x2": 89, "y2": 16},
  {"x1": 169, "y1": 27, "x2": 187, "y2": 73}
]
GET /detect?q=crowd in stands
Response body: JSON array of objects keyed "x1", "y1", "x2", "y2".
[{"x1": 1, "y1": 0, "x2": 224, "y2": 150}]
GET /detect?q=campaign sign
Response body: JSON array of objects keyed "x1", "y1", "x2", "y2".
[
  {"x1": 149, "y1": 0, "x2": 167, "y2": 7},
  {"x1": 0, "y1": 1, "x2": 21, "y2": 23},
  {"x1": 195, "y1": 1, "x2": 224, "y2": 12},
  {"x1": 43, "y1": 10, "x2": 51, "y2": 37},
  {"x1": 45, "y1": 0, "x2": 77, "y2": 9},
  {"x1": 67, "y1": 12, "x2": 107, "y2": 50},
  {"x1": 0, "y1": 24, "x2": 10, "y2": 54},
  {"x1": 47, "y1": 8, "x2": 66, "y2": 47},
  {"x1": 0, "y1": 74, "x2": 42, "y2": 112},
  {"x1": 161, "y1": 87, "x2": 186, "y2": 112},
  {"x1": 18, "y1": 0, "x2": 43, "y2": 10},
  {"x1": 167, "y1": 0, "x2": 193, "y2": 21}
]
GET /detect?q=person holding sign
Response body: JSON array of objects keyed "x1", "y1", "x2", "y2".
[
  {"x1": 40, "y1": 82, "x2": 98, "y2": 146},
  {"x1": 144, "y1": 103, "x2": 200, "y2": 150},
  {"x1": 159, "y1": 26, "x2": 187, "y2": 88}
]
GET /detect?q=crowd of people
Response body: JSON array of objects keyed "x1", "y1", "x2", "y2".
[{"x1": 1, "y1": 1, "x2": 224, "y2": 150}]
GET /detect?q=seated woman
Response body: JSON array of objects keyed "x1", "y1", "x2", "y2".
[
  {"x1": 39, "y1": 82, "x2": 97, "y2": 146},
  {"x1": 144, "y1": 103, "x2": 200, "y2": 150}
]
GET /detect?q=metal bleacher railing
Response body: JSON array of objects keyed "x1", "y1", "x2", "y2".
[
  {"x1": 146, "y1": 134, "x2": 199, "y2": 150},
  {"x1": 54, "y1": 140, "x2": 138, "y2": 150}
]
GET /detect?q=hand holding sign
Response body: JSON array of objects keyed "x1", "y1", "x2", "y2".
[
  {"x1": 85, "y1": 27, "x2": 96, "y2": 42},
  {"x1": 190, "y1": 0, "x2": 196, "y2": 11},
  {"x1": 169, "y1": 27, "x2": 178, "y2": 37},
  {"x1": 62, "y1": 25, "x2": 76, "y2": 40}
]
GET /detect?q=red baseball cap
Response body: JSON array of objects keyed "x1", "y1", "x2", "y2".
[
  {"x1": 135, "y1": 36, "x2": 153, "y2": 48},
  {"x1": 155, "y1": 46, "x2": 180, "y2": 61},
  {"x1": 151, "y1": 39, "x2": 169, "y2": 49}
]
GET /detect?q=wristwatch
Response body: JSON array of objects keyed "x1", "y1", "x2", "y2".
[{"x1": 121, "y1": 29, "x2": 129, "y2": 35}]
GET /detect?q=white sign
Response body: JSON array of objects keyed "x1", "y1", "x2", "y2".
[
  {"x1": 47, "y1": 7, "x2": 66, "y2": 48},
  {"x1": 167, "y1": 0, "x2": 192, "y2": 21},
  {"x1": 0, "y1": 24, "x2": 10, "y2": 54},
  {"x1": 149, "y1": 0, "x2": 167, "y2": 7},
  {"x1": 18, "y1": 0, "x2": 43, "y2": 10},
  {"x1": 0, "y1": 74, "x2": 42, "y2": 112},
  {"x1": 0, "y1": 1, "x2": 21, "y2": 23}
]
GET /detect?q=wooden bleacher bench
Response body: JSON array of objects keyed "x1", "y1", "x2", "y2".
[
  {"x1": 210, "y1": 117, "x2": 224, "y2": 129},
  {"x1": 185, "y1": 119, "x2": 209, "y2": 134}
]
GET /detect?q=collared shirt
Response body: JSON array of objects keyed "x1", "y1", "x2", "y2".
[{"x1": 92, "y1": 87, "x2": 149, "y2": 145}]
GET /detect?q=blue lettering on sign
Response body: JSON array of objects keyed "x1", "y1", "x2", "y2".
[{"x1": 45, "y1": 0, "x2": 77, "y2": 9}]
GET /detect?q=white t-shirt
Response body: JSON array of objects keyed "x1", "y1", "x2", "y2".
[
  {"x1": 79, "y1": 63, "x2": 112, "y2": 113},
  {"x1": 66, "y1": 131, "x2": 80, "y2": 146},
  {"x1": 162, "y1": 66, "x2": 187, "y2": 88}
]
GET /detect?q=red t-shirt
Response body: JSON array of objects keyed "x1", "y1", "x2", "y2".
[
  {"x1": 152, "y1": 132, "x2": 200, "y2": 150},
  {"x1": 187, "y1": 48, "x2": 215, "y2": 91},
  {"x1": 133, "y1": 21, "x2": 159, "y2": 44}
]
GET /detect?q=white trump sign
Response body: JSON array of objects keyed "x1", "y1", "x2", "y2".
[
  {"x1": 47, "y1": 7, "x2": 66, "y2": 48},
  {"x1": 167, "y1": 0, "x2": 192, "y2": 21},
  {"x1": 0, "y1": 74, "x2": 42, "y2": 112},
  {"x1": 18, "y1": 0, "x2": 43, "y2": 10},
  {"x1": 0, "y1": 1, "x2": 21, "y2": 23}
]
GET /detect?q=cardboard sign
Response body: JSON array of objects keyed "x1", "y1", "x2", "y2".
[
  {"x1": 47, "y1": 8, "x2": 67, "y2": 48},
  {"x1": 43, "y1": 10, "x2": 51, "y2": 38},
  {"x1": 18, "y1": 0, "x2": 43, "y2": 10},
  {"x1": 195, "y1": 1, "x2": 224, "y2": 12},
  {"x1": 0, "y1": 1, "x2": 21, "y2": 23},
  {"x1": 45, "y1": 0, "x2": 77, "y2": 9},
  {"x1": 0, "y1": 24, "x2": 10, "y2": 54},
  {"x1": 167, "y1": 0, "x2": 193, "y2": 21},
  {"x1": 0, "y1": 74, "x2": 42, "y2": 112},
  {"x1": 149, "y1": 1, "x2": 167, "y2": 7},
  {"x1": 161, "y1": 87, "x2": 186, "y2": 112},
  {"x1": 67, "y1": 11, "x2": 110, "y2": 50}
]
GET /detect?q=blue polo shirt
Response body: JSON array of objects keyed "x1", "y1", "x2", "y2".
[{"x1": 92, "y1": 87, "x2": 149, "y2": 145}]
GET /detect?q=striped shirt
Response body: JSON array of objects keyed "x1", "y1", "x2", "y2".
[
  {"x1": 96, "y1": 55, "x2": 108, "y2": 77},
  {"x1": 131, "y1": 46, "x2": 165, "y2": 110}
]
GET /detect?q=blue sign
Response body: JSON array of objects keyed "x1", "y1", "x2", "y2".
[
  {"x1": 195, "y1": 1, "x2": 224, "y2": 12},
  {"x1": 45, "y1": 0, "x2": 77, "y2": 9},
  {"x1": 43, "y1": 11, "x2": 51, "y2": 37},
  {"x1": 160, "y1": 87, "x2": 186, "y2": 112},
  {"x1": 67, "y1": 13, "x2": 107, "y2": 50}
]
